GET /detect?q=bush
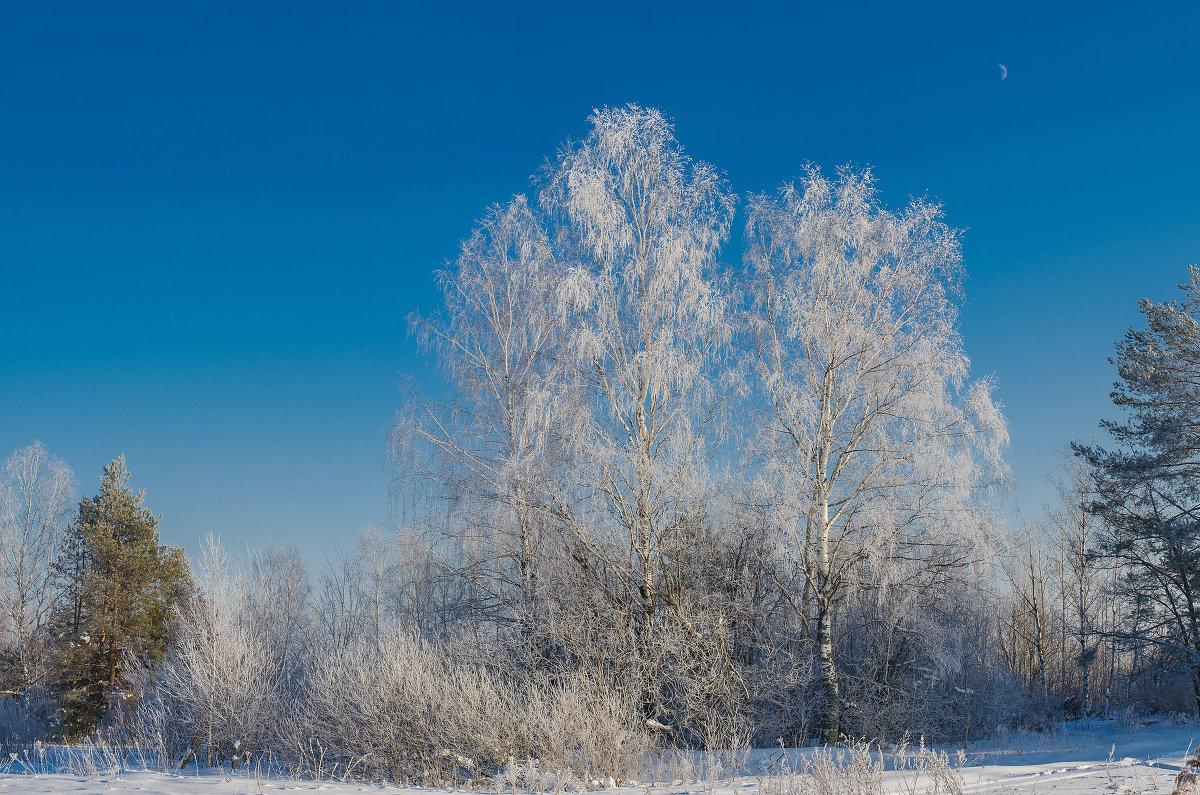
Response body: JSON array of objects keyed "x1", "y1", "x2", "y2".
[{"x1": 297, "y1": 632, "x2": 652, "y2": 784}]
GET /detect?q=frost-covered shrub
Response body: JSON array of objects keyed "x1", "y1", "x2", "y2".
[
  {"x1": 528, "y1": 672, "x2": 654, "y2": 782},
  {"x1": 126, "y1": 619, "x2": 278, "y2": 767},
  {"x1": 123, "y1": 536, "x2": 289, "y2": 768},
  {"x1": 758, "y1": 741, "x2": 966, "y2": 795},
  {"x1": 831, "y1": 561, "x2": 1030, "y2": 744},
  {"x1": 758, "y1": 743, "x2": 886, "y2": 795},
  {"x1": 300, "y1": 632, "x2": 519, "y2": 782},
  {"x1": 297, "y1": 631, "x2": 651, "y2": 784}
]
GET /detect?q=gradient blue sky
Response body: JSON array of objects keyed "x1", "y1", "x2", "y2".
[{"x1": 3, "y1": 1, "x2": 1198, "y2": 562}]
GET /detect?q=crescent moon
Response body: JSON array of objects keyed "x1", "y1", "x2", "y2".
[{"x1": 999, "y1": 64, "x2": 1008, "y2": 80}]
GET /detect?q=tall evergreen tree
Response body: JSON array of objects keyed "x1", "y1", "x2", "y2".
[
  {"x1": 1076, "y1": 265, "x2": 1200, "y2": 716},
  {"x1": 54, "y1": 456, "x2": 190, "y2": 738}
]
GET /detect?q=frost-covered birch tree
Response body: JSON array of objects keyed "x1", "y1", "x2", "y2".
[
  {"x1": 0, "y1": 442, "x2": 74, "y2": 698},
  {"x1": 744, "y1": 167, "x2": 1007, "y2": 742},
  {"x1": 540, "y1": 105, "x2": 737, "y2": 711},
  {"x1": 394, "y1": 195, "x2": 560, "y2": 632}
]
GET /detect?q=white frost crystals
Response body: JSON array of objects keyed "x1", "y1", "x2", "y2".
[
  {"x1": 540, "y1": 105, "x2": 739, "y2": 693},
  {"x1": 743, "y1": 165, "x2": 1009, "y2": 742},
  {"x1": 378, "y1": 103, "x2": 1013, "y2": 774}
]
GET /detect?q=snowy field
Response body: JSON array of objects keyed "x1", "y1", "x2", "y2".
[{"x1": 2, "y1": 719, "x2": 1197, "y2": 794}]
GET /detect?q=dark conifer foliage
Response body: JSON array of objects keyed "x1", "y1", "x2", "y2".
[
  {"x1": 52, "y1": 456, "x2": 190, "y2": 738},
  {"x1": 1075, "y1": 265, "x2": 1200, "y2": 716}
]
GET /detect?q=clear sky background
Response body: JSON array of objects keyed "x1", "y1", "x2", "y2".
[{"x1": 3, "y1": 1, "x2": 1199, "y2": 563}]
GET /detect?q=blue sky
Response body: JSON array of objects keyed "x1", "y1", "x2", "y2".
[{"x1": 3, "y1": 1, "x2": 1199, "y2": 561}]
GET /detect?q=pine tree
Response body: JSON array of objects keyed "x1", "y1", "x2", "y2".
[
  {"x1": 54, "y1": 456, "x2": 190, "y2": 738},
  {"x1": 1075, "y1": 265, "x2": 1200, "y2": 716}
]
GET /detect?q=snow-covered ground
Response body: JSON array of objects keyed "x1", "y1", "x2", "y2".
[
  {"x1": 2, "y1": 719, "x2": 1196, "y2": 794},
  {"x1": 915, "y1": 718, "x2": 1197, "y2": 793}
]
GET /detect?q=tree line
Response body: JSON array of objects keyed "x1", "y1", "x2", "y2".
[{"x1": 2, "y1": 105, "x2": 1199, "y2": 781}]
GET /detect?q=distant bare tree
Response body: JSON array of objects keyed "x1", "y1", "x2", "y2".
[
  {"x1": 0, "y1": 442, "x2": 74, "y2": 698},
  {"x1": 316, "y1": 542, "x2": 370, "y2": 649},
  {"x1": 356, "y1": 524, "x2": 400, "y2": 642},
  {"x1": 316, "y1": 526, "x2": 451, "y2": 650},
  {"x1": 1002, "y1": 526, "x2": 1052, "y2": 701},
  {"x1": 248, "y1": 543, "x2": 311, "y2": 681},
  {"x1": 1046, "y1": 454, "x2": 1105, "y2": 716},
  {"x1": 387, "y1": 526, "x2": 466, "y2": 638}
]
